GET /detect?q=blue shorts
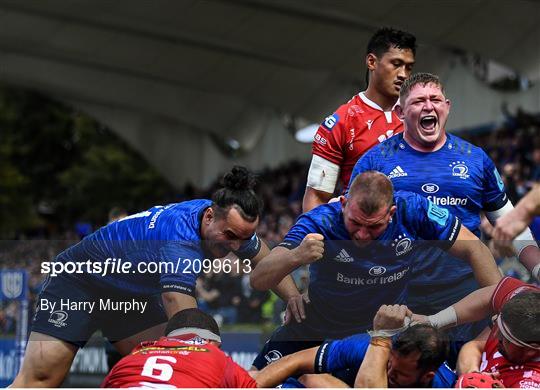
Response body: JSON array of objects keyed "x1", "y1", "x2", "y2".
[{"x1": 31, "y1": 274, "x2": 167, "y2": 348}]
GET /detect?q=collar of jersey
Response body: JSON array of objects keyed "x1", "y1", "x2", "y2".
[
  {"x1": 358, "y1": 91, "x2": 398, "y2": 112},
  {"x1": 400, "y1": 133, "x2": 453, "y2": 155}
]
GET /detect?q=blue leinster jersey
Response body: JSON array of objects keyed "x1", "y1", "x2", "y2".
[
  {"x1": 278, "y1": 191, "x2": 461, "y2": 331},
  {"x1": 315, "y1": 333, "x2": 457, "y2": 388},
  {"x1": 56, "y1": 199, "x2": 261, "y2": 296},
  {"x1": 349, "y1": 133, "x2": 507, "y2": 285}
]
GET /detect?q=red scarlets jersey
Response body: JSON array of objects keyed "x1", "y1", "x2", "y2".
[
  {"x1": 480, "y1": 277, "x2": 540, "y2": 388},
  {"x1": 312, "y1": 92, "x2": 403, "y2": 192},
  {"x1": 101, "y1": 335, "x2": 257, "y2": 388}
]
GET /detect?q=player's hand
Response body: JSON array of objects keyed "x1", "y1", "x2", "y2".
[
  {"x1": 410, "y1": 313, "x2": 429, "y2": 325},
  {"x1": 373, "y1": 304, "x2": 412, "y2": 331},
  {"x1": 293, "y1": 233, "x2": 324, "y2": 265},
  {"x1": 283, "y1": 292, "x2": 310, "y2": 324}
]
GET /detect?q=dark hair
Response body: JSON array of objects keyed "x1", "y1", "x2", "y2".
[
  {"x1": 108, "y1": 207, "x2": 127, "y2": 222},
  {"x1": 367, "y1": 27, "x2": 417, "y2": 58},
  {"x1": 211, "y1": 166, "x2": 262, "y2": 222},
  {"x1": 348, "y1": 171, "x2": 394, "y2": 214},
  {"x1": 501, "y1": 291, "x2": 540, "y2": 344},
  {"x1": 165, "y1": 308, "x2": 220, "y2": 337},
  {"x1": 399, "y1": 72, "x2": 445, "y2": 105},
  {"x1": 393, "y1": 324, "x2": 449, "y2": 372}
]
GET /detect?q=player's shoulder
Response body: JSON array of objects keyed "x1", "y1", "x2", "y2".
[
  {"x1": 300, "y1": 201, "x2": 342, "y2": 230},
  {"x1": 368, "y1": 132, "x2": 404, "y2": 158},
  {"x1": 394, "y1": 189, "x2": 424, "y2": 205},
  {"x1": 491, "y1": 276, "x2": 540, "y2": 312},
  {"x1": 447, "y1": 133, "x2": 486, "y2": 158}
]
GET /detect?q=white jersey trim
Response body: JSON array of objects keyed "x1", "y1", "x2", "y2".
[
  {"x1": 485, "y1": 200, "x2": 539, "y2": 256},
  {"x1": 306, "y1": 155, "x2": 340, "y2": 193},
  {"x1": 358, "y1": 92, "x2": 396, "y2": 124}
]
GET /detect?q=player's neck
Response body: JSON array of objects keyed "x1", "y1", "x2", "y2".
[
  {"x1": 364, "y1": 87, "x2": 397, "y2": 112},
  {"x1": 403, "y1": 131, "x2": 447, "y2": 152}
]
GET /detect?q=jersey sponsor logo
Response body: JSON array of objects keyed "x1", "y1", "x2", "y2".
[
  {"x1": 427, "y1": 201, "x2": 450, "y2": 226},
  {"x1": 369, "y1": 266, "x2": 386, "y2": 276},
  {"x1": 347, "y1": 105, "x2": 363, "y2": 116},
  {"x1": 348, "y1": 128, "x2": 355, "y2": 150},
  {"x1": 421, "y1": 183, "x2": 439, "y2": 194},
  {"x1": 48, "y1": 310, "x2": 68, "y2": 328},
  {"x1": 322, "y1": 113, "x2": 339, "y2": 130},
  {"x1": 366, "y1": 119, "x2": 374, "y2": 130},
  {"x1": 427, "y1": 195, "x2": 468, "y2": 206},
  {"x1": 334, "y1": 249, "x2": 354, "y2": 263},
  {"x1": 378, "y1": 130, "x2": 395, "y2": 143},
  {"x1": 392, "y1": 234, "x2": 412, "y2": 256},
  {"x1": 314, "y1": 133, "x2": 327, "y2": 146},
  {"x1": 494, "y1": 168, "x2": 505, "y2": 191},
  {"x1": 264, "y1": 350, "x2": 283, "y2": 364},
  {"x1": 450, "y1": 161, "x2": 470, "y2": 179},
  {"x1": 388, "y1": 165, "x2": 408, "y2": 179},
  {"x1": 336, "y1": 267, "x2": 409, "y2": 286}
]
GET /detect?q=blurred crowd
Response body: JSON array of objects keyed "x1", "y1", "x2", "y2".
[{"x1": 1, "y1": 109, "x2": 539, "y2": 333}]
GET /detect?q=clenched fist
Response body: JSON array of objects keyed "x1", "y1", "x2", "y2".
[
  {"x1": 292, "y1": 233, "x2": 325, "y2": 265},
  {"x1": 373, "y1": 304, "x2": 412, "y2": 331}
]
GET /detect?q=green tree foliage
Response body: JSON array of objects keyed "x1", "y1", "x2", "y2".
[{"x1": 0, "y1": 86, "x2": 176, "y2": 238}]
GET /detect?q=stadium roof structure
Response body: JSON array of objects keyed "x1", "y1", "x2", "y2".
[{"x1": 0, "y1": 0, "x2": 539, "y2": 187}]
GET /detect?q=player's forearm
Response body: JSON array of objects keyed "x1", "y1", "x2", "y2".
[
  {"x1": 428, "y1": 284, "x2": 496, "y2": 328},
  {"x1": 250, "y1": 247, "x2": 303, "y2": 291},
  {"x1": 518, "y1": 245, "x2": 540, "y2": 280},
  {"x1": 456, "y1": 339, "x2": 486, "y2": 375},
  {"x1": 449, "y1": 228, "x2": 501, "y2": 287},
  {"x1": 255, "y1": 348, "x2": 317, "y2": 388},
  {"x1": 272, "y1": 275, "x2": 301, "y2": 301},
  {"x1": 302, "y1": 187, "x2": 333, "y2": 213},
  {"x1": 516, "y1": 185, "x2": 540, "y2": 221},
  {"x1": 355, "y1": 341, "x2": 390, "y2": 388},
  {"x1": 161, "y1": 291, "x2": 197, "y2": 318}
]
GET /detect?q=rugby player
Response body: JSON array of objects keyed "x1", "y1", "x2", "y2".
[
  {"x1": 487, "y1": 184, "x2": 540, "y2": 258},
  {"x1": 303, "y1": 27, "x2": 416, "y2": 212},
  {"x1": 254, "y1": 305, "x2": 455, "y2": 388},
  {"x1": 12, "y1": 166, "x2": 301, "y2": 387},
  {"x1": 102, "y1": 308, "x2": 257, "y2": 388},
  {"x1": 250, "y1": 171, "x2": 501, "y2": 369},
  {"x1": 348, "y1": 73, "x2": 540, "y2": 347},
  {"x1": 425, "y1": 277, "x2": 540, "y2": 388}
]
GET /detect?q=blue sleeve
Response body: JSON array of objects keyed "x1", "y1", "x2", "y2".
[
  {"x1": 278, "y1": 215, "x2": 322, "y2": 249},
  {"x1": 234, "y1": 233, "x2": 262, "y2": 259},
  {"x1": 432, "y1": 362, "x2": 457, "y2": 388},
  {"x1": 159, "y1": 243, "x2": 203, "y2": 296},
  {"x1": 346, "y1": 151, "x2": 378, "y2": 196},
  {"x1": 405, "y1": 194, "x2": 462, "y2": 250},
  {"x1": 314, "y1": 333, "x2": 370, "y2": 374},
  {"x1": 481, "y1": 151, "x2": 509, "y2": 211}
]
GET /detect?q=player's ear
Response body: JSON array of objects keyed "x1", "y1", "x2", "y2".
[
  {"x1": 395, "y1": 103, "x2": 404, "y2": 120},
  {"x1": 340, "y1": 196, "x2": 347, "y2": 208},
  {"x1": 420, "y1": 371, "x2": 435, "y2": 386},
  {"x1": 366, "y1": 53, "x2": 377, "y2": 71},
  {"x1": 388, "y1": 205, "x2": 397, "y2": 219},
  {"x1": 203, "y1": 207, "x2": 215, "y2": 225}
]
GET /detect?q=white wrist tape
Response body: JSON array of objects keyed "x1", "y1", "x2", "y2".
[
  {"x1": 428, "y1": 306, "x2": 457, "y2": 329},
  {"x1": 532, "y1": 263, "x2": 540, "y2": 282},
  {"x1": 368, "y1": 317, "x2": 411, "y2": 338}
]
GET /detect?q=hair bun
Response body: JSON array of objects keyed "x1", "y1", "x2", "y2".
[{"x1": 222, "y1": 166, "x2": 256, "y2": 191}]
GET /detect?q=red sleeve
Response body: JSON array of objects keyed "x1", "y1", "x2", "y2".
[
  {"x1": 311, "y1": 105, "x2": 349, "y2": 165},
  {"x1": 491, "y1": 276, "x2": 539, "y2": 313},
  {"x1": 221, "y1": 356, "x2": 258, "y2": 388}
]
